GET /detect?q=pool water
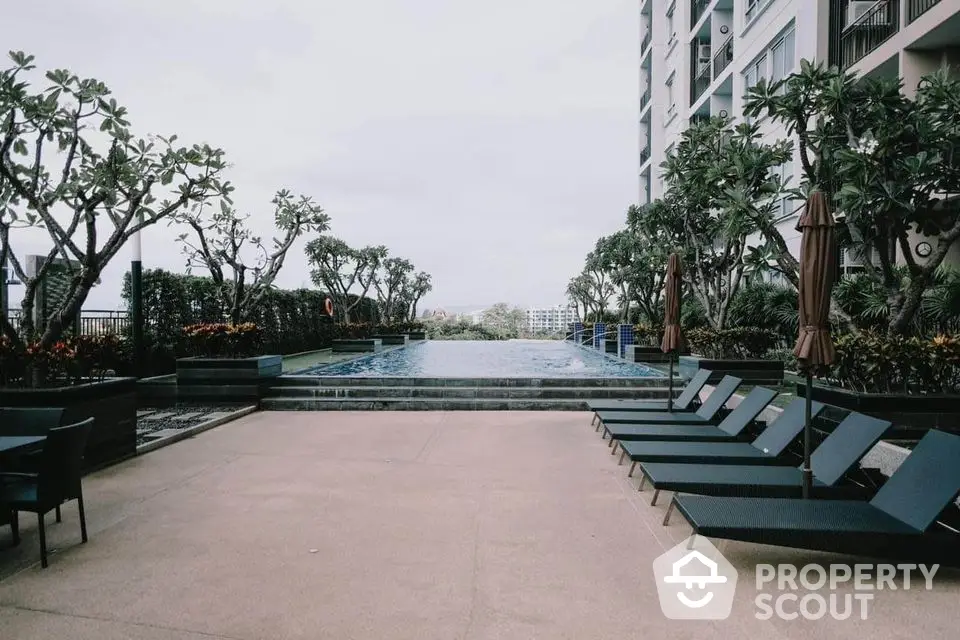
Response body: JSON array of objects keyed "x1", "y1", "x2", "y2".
[{"x1": 301, "y1": 340, "x2": 660, "y2": 378}]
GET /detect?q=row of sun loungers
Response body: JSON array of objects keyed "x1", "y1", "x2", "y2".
[{"x1": 587, "y1": 372, "x2": 960, "y2": 565}]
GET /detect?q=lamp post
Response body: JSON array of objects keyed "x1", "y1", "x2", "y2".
[{"x1": 131, "y1": 219, "x2": 144, "y2": 378}]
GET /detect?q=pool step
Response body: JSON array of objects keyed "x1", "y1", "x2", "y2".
[
  {"x1": 271, "y1": 385, "x2": 674, "y2": 400},
  {"x1": 262, "y1": 397, "x2": 616, "y2": 411},
  {"x1": 273, "y1": 376, "x2": 666, "y2": 388}
]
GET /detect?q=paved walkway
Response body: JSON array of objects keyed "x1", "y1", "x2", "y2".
[{"x1": 0, "y1": 411, "x2": 956, "y2": 639}]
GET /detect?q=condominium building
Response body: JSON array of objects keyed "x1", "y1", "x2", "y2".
[
  {"x1": 524, "y1": 306, "x2": 578, "y2": 334},
  {"x1": 639, "y1": 0, "x2": 960, "y2": 268}
]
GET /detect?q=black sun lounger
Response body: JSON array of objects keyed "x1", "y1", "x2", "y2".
[
  {"x1": 608, "y1": 386, "x2": 777, "y2": 459},
  {"x1": 598, "y1": 375, "x2": 742, "y2": 442},
  {"x1": 647, "y1": 409, "x2": 892, "y2": 519},
  {"x1": 588, "y1": 369, "x2": 711, "y2": 428},
  {"x1": 672, "y1": 430, "x2": 960, "y2": 565},
  {"x1": 617, "y1": 396, "x2": 825, "y2": 470}
]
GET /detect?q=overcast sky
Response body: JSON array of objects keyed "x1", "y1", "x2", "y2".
[{"x1": 6, "y1": 0, "x2": 639, "y2": 312}]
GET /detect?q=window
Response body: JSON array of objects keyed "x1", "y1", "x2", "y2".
[
  {"x1": 746, "y1": 0, "x2": 772, "y2": 24},
  {"x1": 770, "y1": 28, "x2": 796, "y2": 91},
  {"x1": 666, "y1": 72, "x2": 676, "y2": 113},
  {"x1": 666, "y1": 2, "x2": 676, "y2": 45}
]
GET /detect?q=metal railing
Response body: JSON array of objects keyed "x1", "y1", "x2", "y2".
[
  {"x1": 691, "y1": 59, "x2": 712, "y2": 105},
  {"x1": 641, "y1": 86, "x2": 651, "y2": 110},
  {"x1": 641, "y1": 29, "x2": 652, "y2": 54},
  {"x1": 712, "y1": 35, "x2": 733, "y2": 79},
  {"x1": 909, "y1": 0, "x2": 942, "y2": 22},
  {"x1": 4, "y1": 309, "x2": 130, "y2": 337},
  {"x1": 640, "y1": 146, "x2": 651, "y2": 166},
  {"x1": 691, "y1": 0, "x2": 711, "y2": 27},
  {"x1": 840, "y1": 0, "x2": 900, "y2": 69}
]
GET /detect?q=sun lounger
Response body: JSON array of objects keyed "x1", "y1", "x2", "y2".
[
  {"x1": 671, "y1": 430, "x2": 960, "y2": 565},
  {"x1": 607, "y1": 386, "x2": 777, "y2": 460},
  {"x1": 643, "y1": 409, "x2": 891, "y2": 520},
  {"x1": 617, "y1": 397, "x2": 825, "y2": 471},
  {"x1": 598, "y1": 376, "x2": 742, "y2": 444},
  {"x1": 588, "y1": 369, "x2": 711, "y2": 428}
]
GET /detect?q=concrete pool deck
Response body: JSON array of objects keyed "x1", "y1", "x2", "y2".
[{"x1": 0, "y1": 411, "x2": 957, "y2": 639}]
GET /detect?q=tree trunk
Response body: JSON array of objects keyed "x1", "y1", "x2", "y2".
[{"x1": 888, "y1": 274, "x2": 928, "y2": 336}]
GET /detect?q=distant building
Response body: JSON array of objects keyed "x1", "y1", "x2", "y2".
[{"x1": 524, "y1": 306, "x2": 578, "y2": 334}]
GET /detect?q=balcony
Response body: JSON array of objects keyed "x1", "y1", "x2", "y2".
[
  {"x1": 909, "y1": 0, "x2": 942, "y2": 23},
  {"x1": 839, "y1": 0, "x2": 900, "y2": 69},
  {"x1": 712, "y1": 35, "x2": 733, "y2": 79},
  {"x1": 640, "y1": 146, "x2": 651, "y2": 167},
  {"x1": 691, "y1": 61, "x2": 711, "y2": 105},
  {"x1": 640, "y1": 86, "x2": 651, "y2": 111},
  {"x1": 641, "y1": 29, "x2": 652, "y2": 55},
  {"x1": 691, "y1": 0, "x2": 711, "y2": 28}
]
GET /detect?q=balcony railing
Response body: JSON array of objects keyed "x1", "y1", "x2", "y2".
[
  {"x1": 840, "y1": 0, "x2": 900, "y2": 69},
  {"x1": 641, "y1": 86, "x2": 651, "y2": 110},
  {"x1": 712, "y1": 36, "x2": 733, "y2": 79},
  {"x1": 909, "y1": 0, "x2": 942, "y2": 22},
  {"x1": 641, "y1": 29, "x2": 652, "y2": 54},
  {"x1": 640, "y1": 146, "x2": 651, "y2": 166},
  {"x1": 691, "y1": 0, "x2": 711, "y2": 28},
  {"x1": 691, "y1": 60, "x2": 711, "y2": 105}
]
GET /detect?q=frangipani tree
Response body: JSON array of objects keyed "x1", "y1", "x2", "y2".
[
  {"x1": 660, "y1": 117, "x2": 791, "y2": 329},
  {"x1": 747, "y1": 61, "x2": 960, "y2": 334},
  {"x1": 178, "y1": 190, "x2": 329, "y2": 324},
  {"x1": 0, "y1": 51, "x2": 231, "y2": 349},
  {"x1": 305, "y1": 236, "x2": 386, "y2": 323}
]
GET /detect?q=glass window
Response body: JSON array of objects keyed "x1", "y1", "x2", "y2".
[{"x1": 666, "y1": 73, "x2": 675, "y2": 110}]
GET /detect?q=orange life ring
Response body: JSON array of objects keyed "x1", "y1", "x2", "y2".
[{"x1": 324, "y1": 298, "x2": 334, "y2": 316}]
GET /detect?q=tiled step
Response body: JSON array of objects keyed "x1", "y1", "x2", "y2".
[
  {"x1": 273, "y1": 375, "x2": 666, "y2": 388},
  {"x1": 260, "y1": 397, "x2": 598, "y2": 411},
  {"x1": 269, "y1": 385, "x2": 674, "y2": 400}
]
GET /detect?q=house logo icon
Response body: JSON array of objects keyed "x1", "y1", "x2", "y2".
[{"x1": 652, "y1": 536, "x2": 738, "y2": 620}]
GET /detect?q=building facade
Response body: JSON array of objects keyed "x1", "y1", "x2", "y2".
[
  {"x1": 639, "y1": 0, "x2": 960, "y2": 269},
  {"x1": 524, "y1": 306, "x2": 578, "y2": 334}
]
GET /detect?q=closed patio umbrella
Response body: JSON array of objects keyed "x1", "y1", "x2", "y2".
[
  {"x1": 661, "y1": 253, "x2": 685, "y2": 412},
  {"x1": 794, "y1": 190, "x2": 837, "y2": 499}
]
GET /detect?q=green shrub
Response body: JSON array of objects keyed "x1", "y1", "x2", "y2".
[
  {"x1": 686, "y1": 327, "x2": 780, "y2": 359},
  {"x1": 763, "y1": 347, "x2": 799, "y2": 372},
  {"x1": 829, "y1": 332, "x2": 960, "y2": 394}
]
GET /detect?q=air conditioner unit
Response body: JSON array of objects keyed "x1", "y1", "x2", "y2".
[
  {"x1": 847, "y1": 1, "x2": 885, "y2": 28},
  {"x1": 698, "y1": 44, "x2": 712, "y2": 61}
]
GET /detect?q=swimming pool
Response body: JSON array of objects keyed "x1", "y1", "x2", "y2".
[{"x1": 300, "y1": 340, "x2": 661, "y2": 378}]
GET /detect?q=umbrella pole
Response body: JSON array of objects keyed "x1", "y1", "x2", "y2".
[
  {"x1": 667, "y1": 353, "x2": 674, "y2": 412},
  {"x1": 802, "y1": 372, "x2": 813, "y2": 499}
]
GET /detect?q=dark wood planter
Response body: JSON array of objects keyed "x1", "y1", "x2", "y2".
[
  {"x1": 680, "y1": 356, "x2": 784, "y2": 385},
  {"x1": 372, "y1": 334, "x2": 410, "y2": 346},
  {"x1": 580, "y1": 329, "x2": 593, "y2": 345},
  {"x1": 137, "y1": 374, "x2": 178, "y2": 408},
  {"x1": 0, "y1": 377, "x2": 137, "y2": 472},
  {"x1": 604, "y1": 340, "x2": 619, "y2": 354},
  {"x1": 332, "y1": 339, "x2": 383, "y2": 353},
  {"x1": 176, "y1": 355, "x2": 282, "y2": 404},
  {"x1": 406, "y1": 331, "x2": 427, "y2": 341},
  {"x1": 797, "y1": 383, "x2": 960, "y2": 439},
  {"x1": 624, "y1": 345, "x2": 674, "y2": 363}
]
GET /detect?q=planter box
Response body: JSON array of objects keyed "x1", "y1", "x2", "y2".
[
  {"x1": 0, "y1": 377, "x2": 137, "y2": 472},
  {"x1": 797, "y1": 383, "x2": 960, "y2": 439},
  {"x1": 372, "y1": 334, "x2": 410, "y2": 346},
  {"x1": 604, "y1": 340, "x2": 619, "y2": 354},
  {"x1": 176, "y1": 355, "x2": 282, "y2": 404},
  {"x1": 407, "y1": 331, "x2": 427, "y2": 341},
  {"x1": 679, "y1": 356, "x2": 784, "y2": 385},
  {"x1": 580, "y1": 329, "x2": 593, "y2": 345},
  {"x1": 624, "y1": 345, "x2": 674, "y2": 363},
  {"x1": 332, "y1": 339, "x2": 383, "y2": 353},
  {"x1": 137, "y1": 373, "x2": 178, "y2": 407}
]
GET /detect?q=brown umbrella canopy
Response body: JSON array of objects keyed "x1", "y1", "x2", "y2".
[
  {"x1": 661, "y1": 253, "x2": 684, "y2": 354},
  {"x1": 793, "y1": 191, "x2": 837, "y2": 371}
]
